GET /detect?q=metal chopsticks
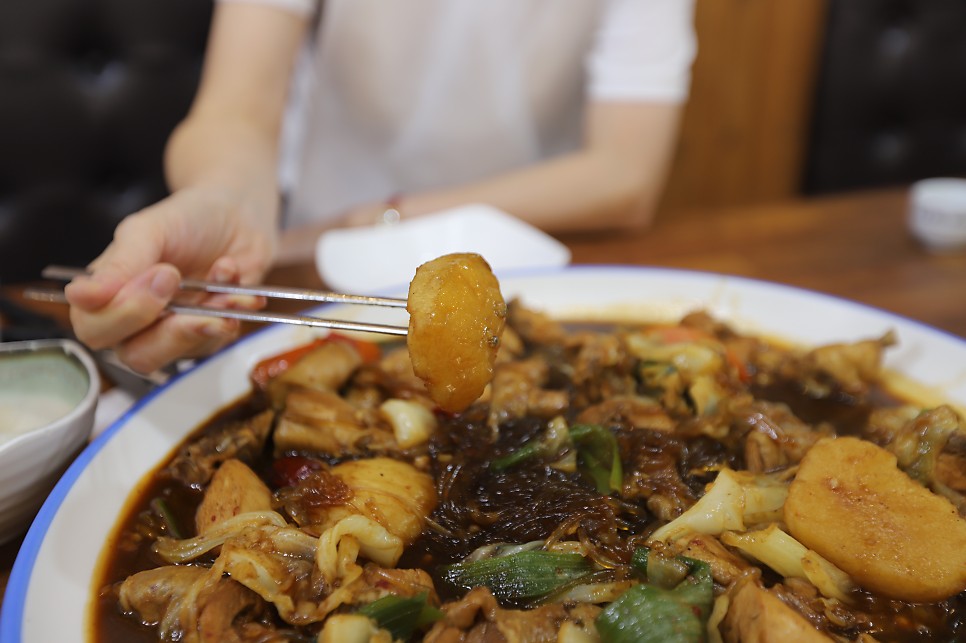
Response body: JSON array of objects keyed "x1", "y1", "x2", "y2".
[{"x1": 24, "y1": 265, "x2": 409, "y2": 336}]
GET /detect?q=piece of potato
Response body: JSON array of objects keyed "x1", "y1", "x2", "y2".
[
  {"x1": 784, "y1": 436, "x2": 966, "y2": 602},
  {"x1": 407, "y1": 253, "x2": 506, "y2": 413}
]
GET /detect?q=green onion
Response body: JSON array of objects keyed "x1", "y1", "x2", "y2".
[
  {"x1": 596, "y1": 583, "x2": 705, "y2": 643},
  {"x1": 596, "y1": 548, "x2": 713, "y2": 643},
  {"x1": 631, "y1": 548, "x2": 690, "y2": 590},
  {"x1": 440, "y1": 550, "x2": 593, "y2": 603},
  {"x1": 490, "y1": 416, "x2": 571, "y2": 472},
  {"x1": 356, "y1": 591, "x2": 442, "y2": 641},
  {"x1": 491, "y1": 440, "x2": 545, "y2": 471},
  {"x1": 488, "y1": 422, "x2": 624, "y2": 496},
  {"x1": 149, "y1": 497, "x2": 183, "y2": 540},
  {"x1": 569, "y1": 424, "x2": 623, "y2": 495}
]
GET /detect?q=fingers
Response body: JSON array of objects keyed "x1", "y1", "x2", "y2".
[
  {"x1": 113, "y1": 315, "x2": 241, "y2": 375},
  {"x1": 113, "y1": 284, "x2": 266, "y2": 375},
  {"x1": 62, "y1": 192, "x2": 276, "y2": 373},
  {"x1": 67, "y1": 264, "x2": 181, "y2": 350},
  {"x1": 70, "y1": 256, "x2": 267, "y2": 374}
]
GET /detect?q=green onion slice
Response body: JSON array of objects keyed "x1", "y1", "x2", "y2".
[{"x1": 356, "y1": 591, "x2": 442, "y2": 641}]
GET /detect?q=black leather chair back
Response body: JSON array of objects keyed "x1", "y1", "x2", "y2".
[
  {"x1": 0, "y1": 0, "x2": 212, "y2": 282},
  {"x1": 804, "y1": 0, "x2": 966, "y2": 194}
]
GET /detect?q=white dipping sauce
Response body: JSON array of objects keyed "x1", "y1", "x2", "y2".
[{"x1": 0, "y1": 392, "x2": 77, "y2": 444}]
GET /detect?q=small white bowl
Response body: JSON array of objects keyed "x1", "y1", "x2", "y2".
[
  {"x1": 316, "y1": 204, "x2": 572, "y2": 294},
  {"x1": 908, "y1": 178, "x2": 966, "y2": 252},
  {"x1": 0, "y1": 339, "x2": 99, "y2": 544}
]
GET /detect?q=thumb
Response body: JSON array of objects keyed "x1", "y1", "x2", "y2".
[{"x1": 65, "y1": 214, "x2": 169, "y2": 310}]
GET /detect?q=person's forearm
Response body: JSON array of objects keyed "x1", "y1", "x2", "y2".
[
  {"x1": 398, "y1": 102, "x2": 684, "y2": 233},
  {"x1": 163, "y1": 2, "x2": 308, "y2": 237},
  {"x1": 164, "y1": 114, "x2": 282, "y2": 232},
  {"x1": 400, "y1": 150, "x2": 663, "y2": 233}
]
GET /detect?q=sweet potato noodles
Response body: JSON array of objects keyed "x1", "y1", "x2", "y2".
[
  {"x1": 407, "y1": 253, "x2": 506, "y2": 413},
  {"x1": 95, "y1": 306, "x2": 966, "y2": 643}
]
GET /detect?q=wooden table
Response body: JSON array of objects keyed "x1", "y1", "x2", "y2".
[{"x1": 2, "y1": 186, "x2": 964, "y2": 610}]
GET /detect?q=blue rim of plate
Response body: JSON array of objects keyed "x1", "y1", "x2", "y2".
[{"x1": 2, "y1": 264, "x2": 963, "y2": 642}]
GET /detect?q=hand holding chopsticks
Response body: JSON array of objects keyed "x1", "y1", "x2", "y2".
[{"x1": 25, "y1": 265, "x2": 409, "y2": 337}]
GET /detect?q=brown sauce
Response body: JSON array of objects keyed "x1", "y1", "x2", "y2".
[{"x1": 91, "y1": 324, "x2": 966, "y2": 642}]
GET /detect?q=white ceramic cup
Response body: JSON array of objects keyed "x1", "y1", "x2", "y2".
[{"x1": 908, "y1": 177, "x2": 966, "y2": 252}]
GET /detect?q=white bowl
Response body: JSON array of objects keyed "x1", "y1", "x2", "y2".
[
  {"x1": 0, "y1": 339, "x2": 99, "y2": 545},
  {"x1": 908, "y1": 177, "x2": 966, "y2": 252},
  {"x1": 316, "y1": 204, "x2": 571, "y2": 294}
]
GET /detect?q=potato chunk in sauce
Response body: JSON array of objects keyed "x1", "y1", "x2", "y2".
[{"x1": 407, "y1": 253, "x2": 506, "y2": 413}]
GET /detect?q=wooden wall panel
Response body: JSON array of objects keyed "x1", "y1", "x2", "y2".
[{"x1": 658, "y1": 0, "x2": 829, "y2": 213}]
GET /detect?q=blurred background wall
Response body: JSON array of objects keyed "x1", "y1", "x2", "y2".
[
  {"x1": 0, "y1": 0, "x2": 211, "y2": 282},
  {"x1": 660, "y1": 0, "x2": 966, "y2": 213},
  {"x1": 1, "y1": 0, "x2": 965, "y2": 281}
]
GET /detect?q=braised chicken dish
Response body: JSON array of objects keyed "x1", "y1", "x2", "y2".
[{"x1": 94, "y1": 302, "x2": 966, "y2": 642}]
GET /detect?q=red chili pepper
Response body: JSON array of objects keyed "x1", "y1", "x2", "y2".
[
  {"x1": 725, "y1": 347, "x2": 752, "y2": 383},
  {"x1": 270, "y1": 455, "x2": 324, "y2": 488}
]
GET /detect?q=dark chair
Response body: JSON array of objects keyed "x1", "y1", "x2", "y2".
[
  {"x1": 804, "y1": 0, "x2": 966, "y2": 194},
  {"x1": 0, "y1": 0, "x2": 212, "y2": 283}
]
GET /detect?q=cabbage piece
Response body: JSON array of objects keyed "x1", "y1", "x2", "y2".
[
  {"x1": 153, "y1": 511, "x2": 292, "y2": 563},
  {"x1": 648, "y1": 469, "x2": 788, "y2": 543},
  {"x1": 721, "y1": 525, "x2": 854, "y2": 602},
  {"x1": 379, "y1": 398, "x2": 438, "y2": 449},
  {"x1": 316, "y1": 514, "x2": 403, "y2": 585}
]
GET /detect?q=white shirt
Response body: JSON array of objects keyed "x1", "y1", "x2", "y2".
[{"x1": 220, "y1": 0, "x2": 697, "y2": 228}]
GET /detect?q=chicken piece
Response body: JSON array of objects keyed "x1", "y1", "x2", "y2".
[
  {"x1": 735, "y1": 401, "x2": 832, "y2": 473},
  {"x1": 576, "y1": 395, "x2": 675, "y2": 433},
  {"x1": 196, "y1": 577, "x2": 266, "y2": 643},
  {"x1": 674, "y1": 533, "x2": 753, "y2": 586},
  {"x1": 487, "y1": 356, "x2": 568, "y2": 429},
  {"x1": 423, "y1": 586, "x2": 570, "y2": 643},
  {"x1": 495, "y1": 325, "x2": 526, "y2": 361},
  {"x1": 885, "y1": 404, "x2": 966, "y2": 511},
  {"x1": 719, "y1": 579, "x2": 833, "y2": 643},
  {"x1": 506, "y1": 298, "x2": 568, "y2": 346},
  {"x1": 376, "y1": 346, "x2": 431, "y2": 396},
  {"x1": 166, "y1": 410, "x2": 273, "y2": 487},
  {"x1": 350, "y1": 564, "x2": 439, "y2": 605},
  {"x1": 795, "y1": 332, "x2": 896, "y2": 397},
  {"x1": 151, "y1": 512, "x2": 338, "y2": 626},
  {"x1": 568, "y1": 331, "x2": 636, "y2": 403},
  {"x1": 937, "y1": 440, "x2": 966, "y2": 493},
  {"x1": 118, "y1": 565, "x2": 208, "y2": 626},
  {"x1": 266, "y1": 340, "x2": 363, "y2": 404},
  {"x1": 119, "y1": 566, "x2": 265, "y2": 643},
  {"x1": 785, "y1": 436, "x2": 966, "y2": 602},
  {"x1": 407, "y1": 253, "x2": 506, "y2": 413},
  {"x1": 274, "y1": 388, "x2": 397, "y2": 456},
  {"x1": 195, "y1": 459, "x2": 274, "y2": 535}
]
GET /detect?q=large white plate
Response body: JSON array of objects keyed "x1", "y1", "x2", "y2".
[{"x1": 3, "y1": 266, "x2": 966, "y2": 642}]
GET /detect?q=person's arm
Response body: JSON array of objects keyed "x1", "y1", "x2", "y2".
[
  {"x1": 387, "y1": 100, "x2": 684, "y2": 232},
  {"x1": 276, "y1": 100, "x2": 683, "y2": 263},
  {"x1": 165, "y1": 2, "x2": 307, "y2": 230},
  {"x1": 64, "y1": 3, "x2": 309, "y2": 373}
]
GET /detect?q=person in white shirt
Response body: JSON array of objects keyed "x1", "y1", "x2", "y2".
[{"x1": 65, "y1": 0, "x2": 697, "y2": 373}]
